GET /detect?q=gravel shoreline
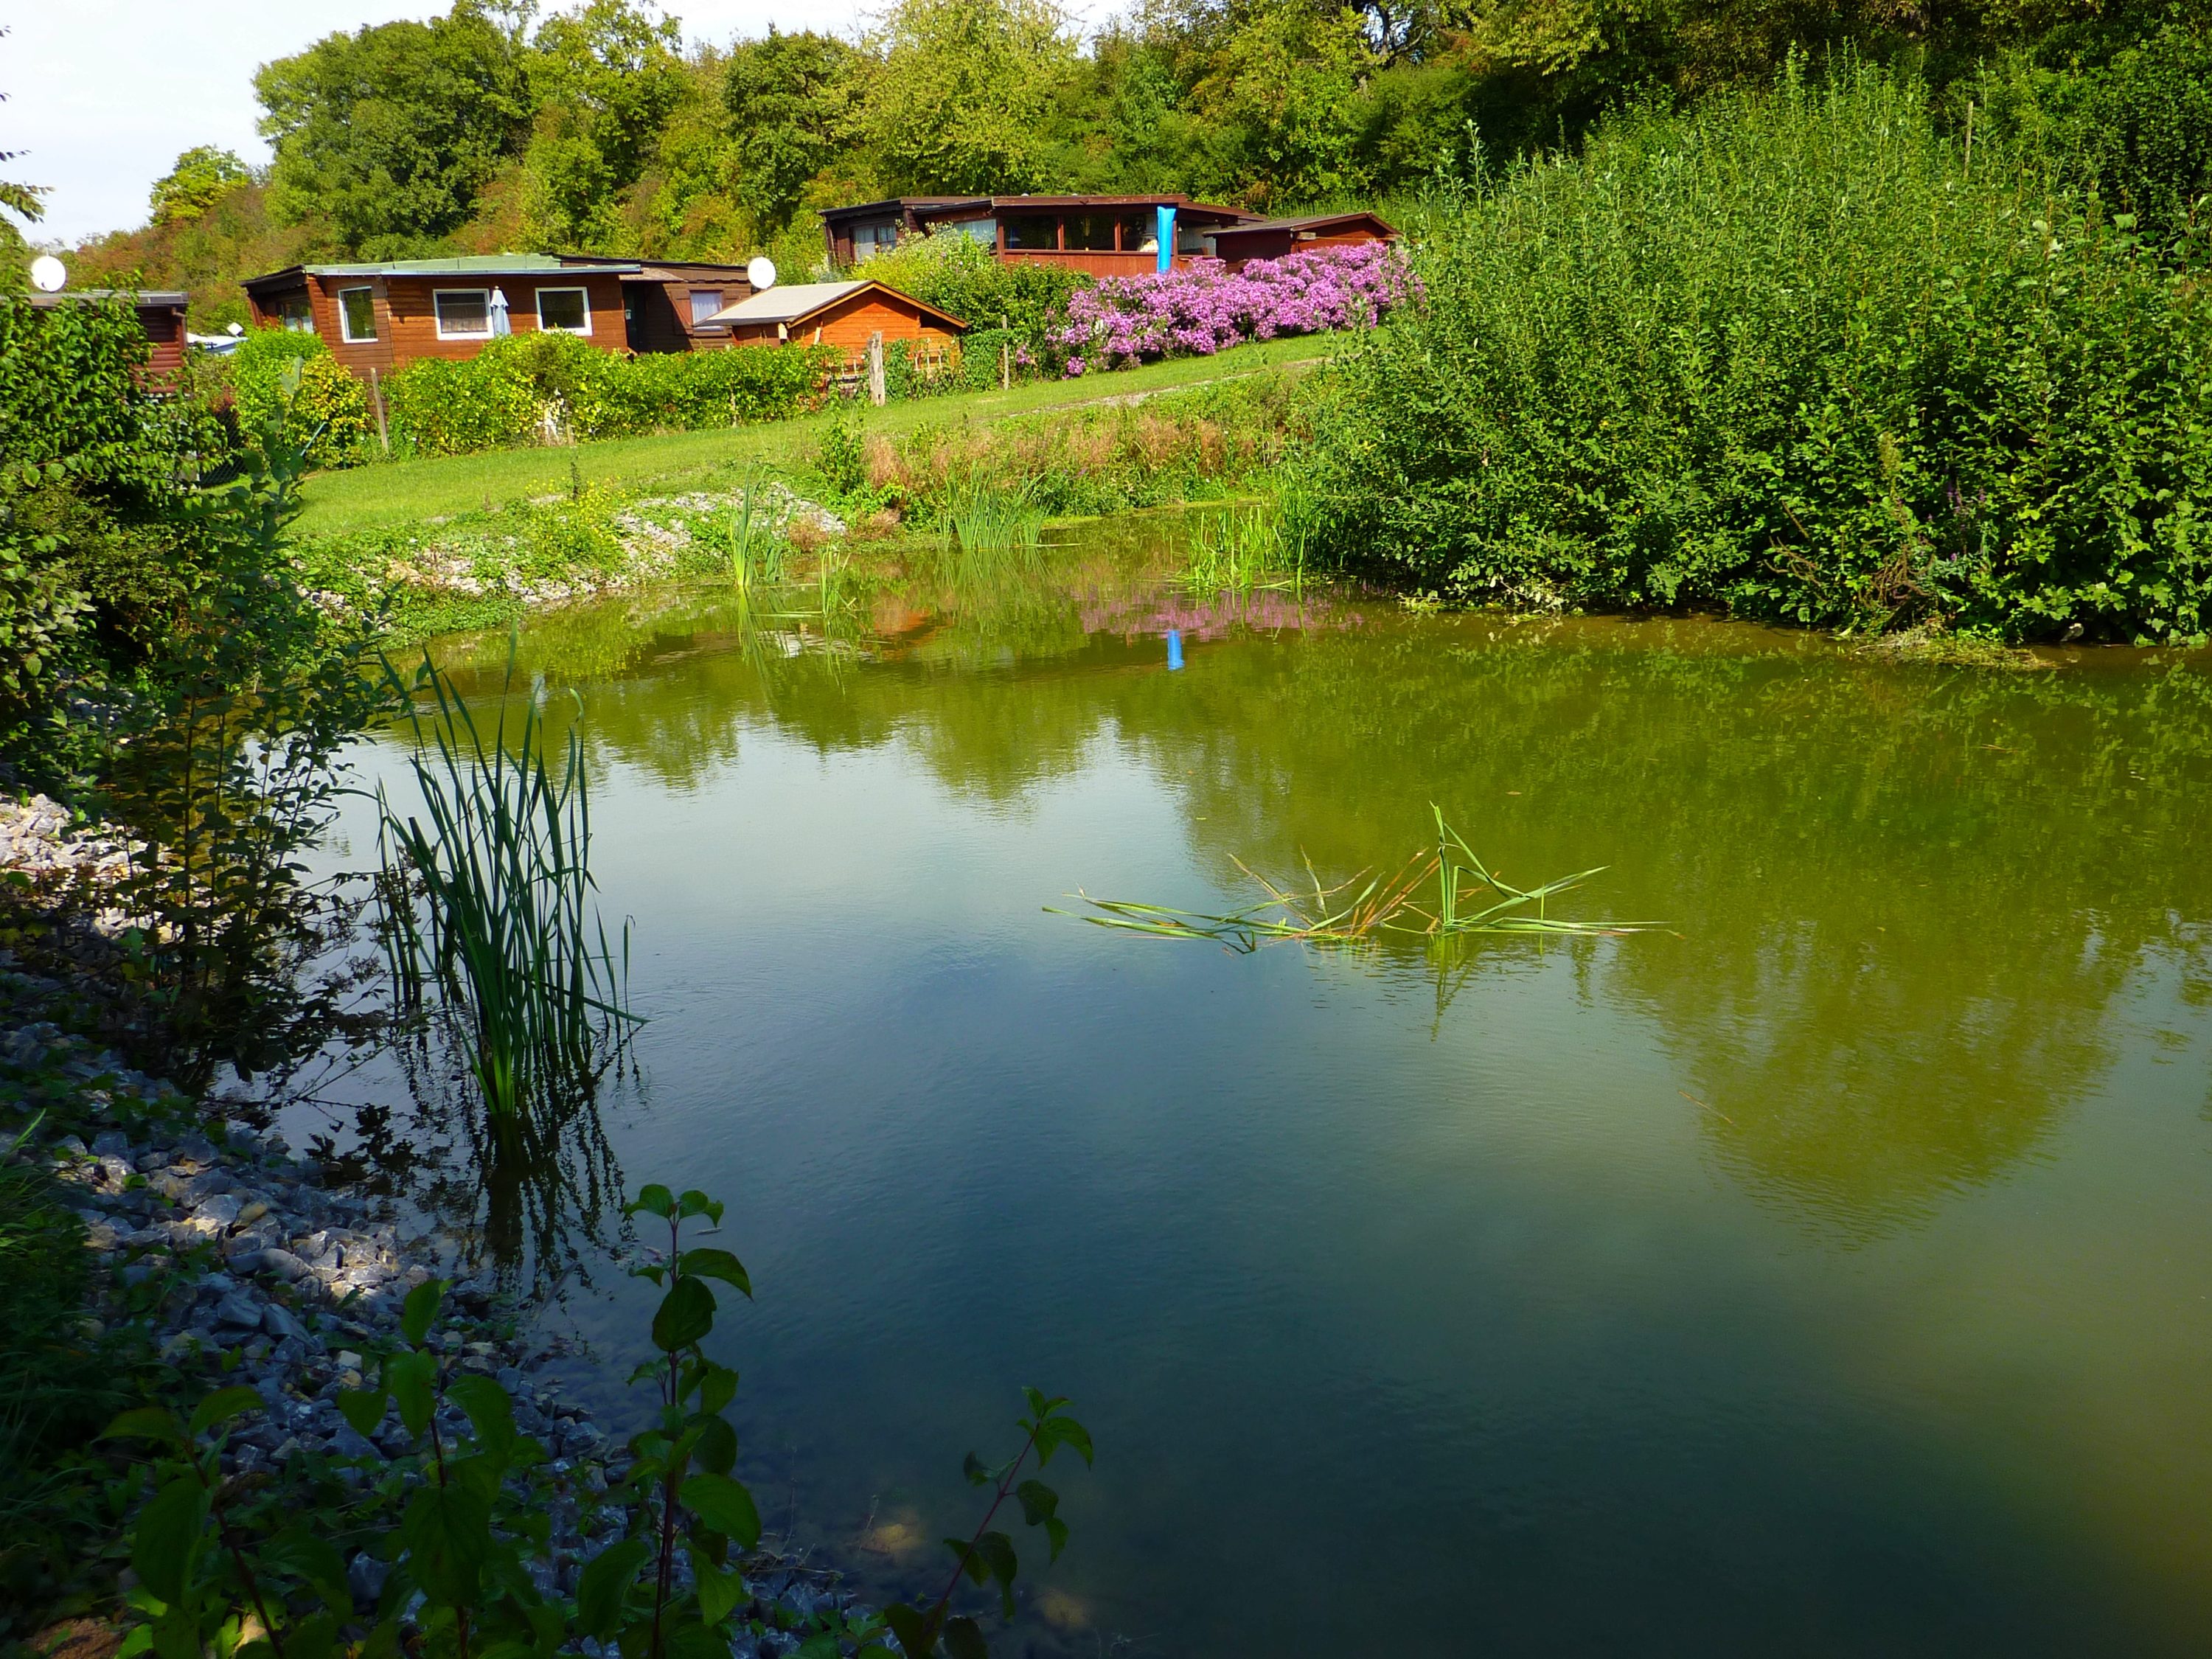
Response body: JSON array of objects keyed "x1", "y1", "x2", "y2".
[{"x1": 2, "y1": 791, "x2": 860, "y2": 1655}]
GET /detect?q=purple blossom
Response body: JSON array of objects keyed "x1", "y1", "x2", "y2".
[{"x1": 1051, "y1": 244, "x2": 1420, "y2": 374}]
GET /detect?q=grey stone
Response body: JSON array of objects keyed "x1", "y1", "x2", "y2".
[
  {"x1": 215, "y1": 1291, "x2": 264, "y2": 1329},
  {"x1": 347, "y1": 1553, "x2": 389, "y2": 1605},
  {"x1": 330, "y1": 1423, "x2": 378, "y2": 1460},
  {"x1": 91, "y1": 1130, "x2": 129, "y2": 1157},
  {"x1": 262, "y1": 1303, "x2": 307, "y2": 1341},
  {"x1": 195, "y1": 1193, "x2": 244, "y2": 1229},
  {"x1": 250, "y1": 1248, "x2": 310, "y2": 1282}
]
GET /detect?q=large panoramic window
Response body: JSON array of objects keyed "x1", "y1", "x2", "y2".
[
  {"x1": 1004, "y1": 214, "x2": 1058, "y2": 251},
  {"x1": 1066, "y1": 214, "x2": 1119, "y2": 251},
  {"x1": 1116, "y1": 213, "x2": 1154, "y2": 252},
  {"x1": 536, "y1": 286, "x2": 591, "y2": 335},
  {"x1": 433, "y1": 288, "x2": 492, "y2": 339},
  {"x1": 337, "y1": 286, "x2": 378, "y2": 342}
]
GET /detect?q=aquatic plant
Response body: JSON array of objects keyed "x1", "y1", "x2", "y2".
[
  {"x1": 722, "y1": 476, "x2": 787, "y2": 593},
  {"x1": 939, "y1": 479, "x2": 1046, "y2": 559},
  {"x1": 1181, "y1": 502, "x2": 1307, "y2": 595},
  {"x1": 1056, "y1": 807, "x2": 1657, "y2": 953},
  {"x1": 376, "y1": 650, "x2": 636, "y2": 1121}
]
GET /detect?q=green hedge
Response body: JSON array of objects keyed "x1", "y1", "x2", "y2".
[
  {"x1": 227, "y1": 330, "x2": 374, "y2": 467},
  {"x1": 1301, "y1": 64, "x2": 2212, "y2": 644},
  {"x1": 383, "y1": 332, "x2": 840, "y2": 457}
]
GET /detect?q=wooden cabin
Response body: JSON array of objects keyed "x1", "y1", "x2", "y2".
[
  {"x1": 709, "y1": 280, "x2": 966, "y2": 352},
  {"x1": 1207, "y1": 212, "x2": 1401, "y2": 271},
  {"x1": 240, "y1": 253, "x2": 773, "y2": 380},
  {"x1": 242, "y1": 257, "x2": 634, "y2": 382},
  {"x1": 29, "y1": 289, "x2": 189, "y2": 383},
  {"x1": 819, "y1": 196, "x2": 1260, "y2": 278}
]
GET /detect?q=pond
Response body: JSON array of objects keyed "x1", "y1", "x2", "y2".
[{"x1": 296, "y1": 518, "x2": 2212, "y2": 1656}]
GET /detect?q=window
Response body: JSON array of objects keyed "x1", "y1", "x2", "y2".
[
  {"x1": 945, "y1": 218, "x2": 997, "y2": 248},
  {"x1": 851, "y1": 220, "x2": 898, "y2": 261},
  {"x1": 1066, "y1": 214, "x2": 1119, "y2": 252},
  {"x1": 536, "y1": 286, "x2": 590, "y2": 335},
  {"x1": 434, "y1": 288, "x2": 492, "y2": 339},
  {"x1": 1116, "y1": 213, "x2": 1154, "y2": 252},
  {"x1": 277, "y1": 294, "x2": 314, "y2": 333},
  {"x1": 1004, "y1": 214, "x2": 1058, "y2": 251},
  {"x1": 689, "y1": 289, "x2": 725, "y2": 327},
  {"x1": 337, "y1": 286, "x2": 377, "y2": 342}
]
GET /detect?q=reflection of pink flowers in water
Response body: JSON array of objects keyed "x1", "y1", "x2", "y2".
[
  {"x1": 1080, "y1": 588, "x2": 1363, "y2": 642},
  {"x1": 1056, "y1": 244, "x2": 1421, "y2": 376}
]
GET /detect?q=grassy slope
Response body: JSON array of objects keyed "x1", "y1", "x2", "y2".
[{"x1": 296, "y1": 336, "x2": 1335, "y2": 538}]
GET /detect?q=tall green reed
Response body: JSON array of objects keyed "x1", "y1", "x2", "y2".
[
  {"x1": 1180, "y1": 501, "x2": 1308, "y2": 595},
  {"x1": 376, "y1": 650, "x2": 636, "y2": 1122},
  {"x1": 938, "y1": 479, "x2": 1046, "y2": 560}
]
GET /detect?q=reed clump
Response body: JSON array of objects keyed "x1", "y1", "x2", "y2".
[
  {"x1": 1181, "y1": 502, "x2": 1309, "y2": 595},
  {"x1": 376, "y1": 650, "x2": 636, "y2": 1121},
  {"x1": 1057, "y1": 807, "x2": 1658, "y2": 953}
]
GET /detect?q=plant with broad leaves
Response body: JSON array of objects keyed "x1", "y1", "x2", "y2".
[
  {"x1": 576, "y1": 1183, "x2": 762, "y2": 1659},
  {"x1": 102, "y1": 1387, "x2": 352, "y2": 1659},
  {"x1": 332, "y1": 1277, "x2": 560, "y2": 1659},
  {"x1": 862, "y1": 1390, "x2": 1094, "y2": 1659}
]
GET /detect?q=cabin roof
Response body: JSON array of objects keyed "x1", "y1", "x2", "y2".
[
  {"x1": 818, "y1": 193, "x2": 1259, "y2": 228},
  {"x1": 243, "y1": 255, "x2": 640, "y2": 292},
  {"x1": 1209, "y1": 211, "x2": 1399, "y2": 240},
  {"x1": 32, "y1": 289, "x2": 189, "y2": 307},
  {"x1": 706, "y1": 279, "x2": 967, "y2": 332}
]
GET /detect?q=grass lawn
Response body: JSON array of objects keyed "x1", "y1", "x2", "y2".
[{"x1": 296, "y1": 335, "x2": 1335, "y2": 538}]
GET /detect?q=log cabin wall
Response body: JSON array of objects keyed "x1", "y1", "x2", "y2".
[
  {"x1": 254, "y1": 271, "x2": 632, "y2": 382},
  {"x1": 728, "y1": 292, "x2": 961, "y2": 350}
]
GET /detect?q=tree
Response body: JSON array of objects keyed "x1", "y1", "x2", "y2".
[
  {"x1": 0, "y1": 38, "x2": 47, "y2": 262},
  {"x1": 516, "y1": 0, "x2": 686, "y2": 250},
  {"x1": 254, "y1": 0, "x2": 532, "y2": 257},
  {"x1": 723, "y1": 29, "x2": 865, "y2": 234},
  {"x1": 860, "y1": 0, "x2": 1080, "y2": 195},
  {"x1": 150, "y1": 147, "x2": 250, "y2": 227},
  {"x1": 1183, "y1": 1, "x2": 1380, "y2": 206}
]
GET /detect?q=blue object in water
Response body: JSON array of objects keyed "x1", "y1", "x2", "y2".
[
  {"x1": 1156, "y1": 204, "x2": 1176, "y2": 274},
  {"x1": 1166, "y1": 628, "x2": 1184, "y2": 670}
]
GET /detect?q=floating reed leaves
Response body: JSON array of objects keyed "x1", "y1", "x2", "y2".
[
  {"x1": 1054, "y1": 806, "x2": 1658, "y2": 953},
  {"x1": 376, "y1": 650, "x2": 638, "y2": 1121}
]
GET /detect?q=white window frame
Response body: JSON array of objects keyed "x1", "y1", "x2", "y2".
[
  {"x1": 336, "y1": 285, "x2": 378, "y2": 344},
  {"x1": 535, "y1": 285, "x2": 592, "y2": 337},
  {"x1": 433, "y1": 287, "x2": 493, "y2": 341}
]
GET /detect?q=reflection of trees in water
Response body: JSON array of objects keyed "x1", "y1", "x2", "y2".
[
  {"x1": 315, "y1": 1019, "x2": 629, "y2": 1299},
  {"x1": 453, "y1": 548, "x2": 2212, "y2": 1241}
]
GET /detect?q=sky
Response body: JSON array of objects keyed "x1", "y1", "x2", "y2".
[{"x1": 2, "y1": 0, "x2": 904, "y2": 248}]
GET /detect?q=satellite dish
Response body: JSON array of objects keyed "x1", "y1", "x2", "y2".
[
  {"x1": 29, "y1": 254, "x2": 66, "y2": 293},
  {"x1": 747, "y1": 256, "x2": 777, "y2": 291}
]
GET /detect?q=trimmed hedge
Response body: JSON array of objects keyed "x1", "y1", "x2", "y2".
[{"x1": 383, "y1": 332, "x2": 841, "y2": 457}]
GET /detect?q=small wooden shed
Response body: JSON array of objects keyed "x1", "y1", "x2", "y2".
[
  {"x1": 30, "y1": 289, "x2": 189, "y2": 383},
  {"x1": 709, "y1": 280, "x2": 966, "y2": 351},
  {"x1": 1208, "y1": 212, "x2": 1400, "y2": 271}
]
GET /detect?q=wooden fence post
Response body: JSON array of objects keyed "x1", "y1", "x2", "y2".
[
  {"x1": 369, "y1": 366, "x2": 391, "y2": 455},
  {"x1": 866, "y1": 331, "x2": 886, "y2": 406}
]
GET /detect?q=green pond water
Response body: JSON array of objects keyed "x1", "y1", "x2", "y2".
[{"x1": 311, "y1": 519, "x2": 2212, "y2": 1655}]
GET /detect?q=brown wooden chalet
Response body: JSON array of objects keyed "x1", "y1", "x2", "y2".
[
  {"x1": 240, "y1": 253, "x2": 771, "y2": 379},
  {"x1": 30, "y1": 289, "x2": 189, "y2": 383},
  {"x1": 819, "y1": 195, "x2": 1261, "y2": 278},
  {"x1": 1207, "y1": 212, "x2": 1399, "y2": 270},
  {"x1": 707, "y1": 279, "x2": 965, "y2": 351}
]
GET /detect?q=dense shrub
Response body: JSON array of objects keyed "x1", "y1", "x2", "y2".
[
  {"x1": 384, "y1": 331, "x2": 838, "y2": 456},
  {"x1": 226, "y1": 328, "x2": 373, "y2": 467},
  {"x1": 1054, "y1": 243, "x2": 1419, "y2": 374},
  {"x1": 1301, "y1": 64, "x2": 2212, "y2": 644}
]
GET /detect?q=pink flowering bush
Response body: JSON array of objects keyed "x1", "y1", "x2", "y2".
[{"x1": 1053, "y1": 243, "x2": 1420, "y2": 376}]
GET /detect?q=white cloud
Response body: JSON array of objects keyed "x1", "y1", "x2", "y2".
[{"x1": 4, "y1": 0, "x2": 886, "y2": 247}]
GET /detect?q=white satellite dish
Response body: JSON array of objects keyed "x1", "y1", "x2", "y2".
[
  {"x1": 747, "y1": 256, "x2": 777, "y2": 291},
  {"x1": 29, "y1": 254, "x2": 66, "y2": 293}
]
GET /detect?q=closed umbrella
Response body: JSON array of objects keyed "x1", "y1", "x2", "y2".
[{"x1": 490, "y1": 287, "x2": 512, "y2": 337}]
